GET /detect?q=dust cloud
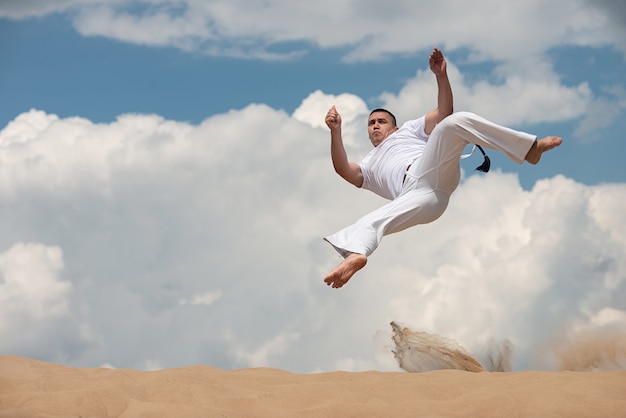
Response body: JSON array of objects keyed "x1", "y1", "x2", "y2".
[
  {"x1": 553, "y1": 330, "x2": 626, "y2": 371},
  {"x1": 483, "y1": 338, "x2": 513, "y2": 372},
  {"x1": 390, "y1": 322, "x2": 626, "y2": 372},
  {"x1": 390, "y1": 322, "x2": 486, "y2": 373}
]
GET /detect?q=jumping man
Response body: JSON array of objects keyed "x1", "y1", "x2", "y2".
[{"x1": 323, "y1": 48, "x2": 562, "y2": 288}]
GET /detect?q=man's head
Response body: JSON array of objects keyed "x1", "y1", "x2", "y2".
[{"x1": 368, "y1": 108, "x2": 398, "y2": 147}]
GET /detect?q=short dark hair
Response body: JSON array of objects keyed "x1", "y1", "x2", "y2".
[{"x1": 369, "y1": 108, "x2": 397, "y2": 127}]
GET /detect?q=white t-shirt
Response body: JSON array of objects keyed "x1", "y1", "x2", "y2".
[{"x1": 359, "y1": 116, "x2": 429, "y2": 200}]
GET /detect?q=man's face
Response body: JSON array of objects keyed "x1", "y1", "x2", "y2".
[{"x1": 368, "y1": 111, "x2": 398, "y2": 147}]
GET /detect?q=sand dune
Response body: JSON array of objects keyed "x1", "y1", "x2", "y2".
[{"x1": 1, "y1": 356, "x2": 625, "y2": 417}]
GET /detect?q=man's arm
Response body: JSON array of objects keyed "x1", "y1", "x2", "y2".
[
  {"x1": 325, "y1": 106, "x2": 364, "y2": 188},
  {"x1": 424, "y1": 48, "x2": 453, "y2": 135}
]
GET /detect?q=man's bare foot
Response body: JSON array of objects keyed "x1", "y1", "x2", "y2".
[
  {"x1": 525, "y1": 136, "x2": 563, "y2": 165},
  {"x1": 324, "y1": 253, "x2": 367, "y2": 289}
]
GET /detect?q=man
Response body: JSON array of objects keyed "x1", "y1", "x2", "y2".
[{"x1": 323, "y1": 48, "x2": 562, "y2": 289}]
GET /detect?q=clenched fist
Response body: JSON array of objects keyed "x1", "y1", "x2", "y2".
[{"x1": 325, "y1": 105, "x2": 342, "y2": 131}]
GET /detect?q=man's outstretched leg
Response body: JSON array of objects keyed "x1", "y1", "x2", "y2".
[
  {"x1": 525, "y1": 136, "x2": 563, "y2": 164},
  {"x1": 324, "y1": 253, "x2": 367, "y2": 289}
]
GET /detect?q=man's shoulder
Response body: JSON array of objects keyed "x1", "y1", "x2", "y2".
[
  {"x1": 397, "y1": 115, "x2": 428, "y2": 139},
  {"x1": 399, "y1": 115, "x2": 426, "y2": 129}
]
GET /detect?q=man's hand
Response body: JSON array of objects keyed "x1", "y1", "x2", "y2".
[
  {"x1": 429, "y1": 48, "x2": 447, "y2": 76},
  {"x1": 325, "y1": 106, "x2": 342, "y2": 131}
]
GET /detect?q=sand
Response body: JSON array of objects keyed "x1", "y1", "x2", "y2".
[{"x1": 1, "y1": 355, "x2": 625, "y2": 417}]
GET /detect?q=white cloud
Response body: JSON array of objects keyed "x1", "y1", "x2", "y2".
[
  {"x1": 379, "y1": 62, "x2": 593, "y2": 128},
  {"x1": 179, "y1": 290, "x2": 223, "y2": 307},
  {"x1": 233, "y1": 331, "x2": 300, "y2": 368},
  {"x1": 584, "y1": 0, "x2": 626, "y2": 55},
  {"x1": 0, "y1": 243, "x2": 82, "y2": 359},
  {"x1": 0, "y1": 242, "x2": 70, "y2": 321},
  {"x1": 0, "y1": 92, "x2": 624, "y2": 372},
  {"x1": 293, "y1": 90, "x2": 370, "y2": 151},
  {"x1": 591, "y1": 308, "x2": 626, "y2": 327},
  {"x1": 574, "y1": 86, "x2": 626, "y2": 142},
  {"x1": 3, "y1": 0, "x2": 623, "y2": 63},
  {"x1": 73, "y1": 3, "x2": 214, "y2": 52}
]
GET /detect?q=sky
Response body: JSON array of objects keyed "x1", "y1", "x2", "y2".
[{"x1": 0, "y1": 0, "x2": 625, "y2": 373}]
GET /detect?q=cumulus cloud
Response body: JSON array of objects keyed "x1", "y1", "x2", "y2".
[
  {"x1": 293, "y1": 90, "x2": 370, "y2": 151},
  {"x1": 378, "y1": 63, "x2": 593, "y2": 127},
  {"x1": 0, "y1": 243, "x2": 70, "y2": 321},
  {"x1": 0, "y1": 90, "x2": 624, "y2": 372},
  {"x1": 0, "y1": 242, "x2": 84, "y2": 359}
]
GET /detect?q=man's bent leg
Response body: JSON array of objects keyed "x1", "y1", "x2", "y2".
[
  {"x1": 322, "y1": 189, "x2": 448, "y2": 288},
  {"x1": 324, "y1": 189, "x2": 449, "y2": 258},
  {"x1": 324, "y1": 253, "x2": 367, "y2": 289},
  {"x1": 409, "y1": 111, "x2": 558, "y2": 195}
]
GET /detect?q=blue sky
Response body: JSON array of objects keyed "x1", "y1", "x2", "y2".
[
  {"x1": 2, "y1": 14, "x2": 423, "y2": 123},
  {"x1": 0, "y1": 1, "x2": 625, "y2": 373}
]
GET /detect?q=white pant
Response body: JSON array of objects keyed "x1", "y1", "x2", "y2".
[{"x1": 324, "y1": 111, "x2": 537, "y2": 258}]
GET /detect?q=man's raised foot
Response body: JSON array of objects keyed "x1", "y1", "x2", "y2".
[
  {"x1": 525, "y1": 136, "x2": 563, "y2": 165},
  {"x1": 324, "y1": 253, "x2": 367, "y2": 289}
]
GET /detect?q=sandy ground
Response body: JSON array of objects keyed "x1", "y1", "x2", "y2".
[{"x1": 1, "y1": 355, "x2": 625, "y2": 417}]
